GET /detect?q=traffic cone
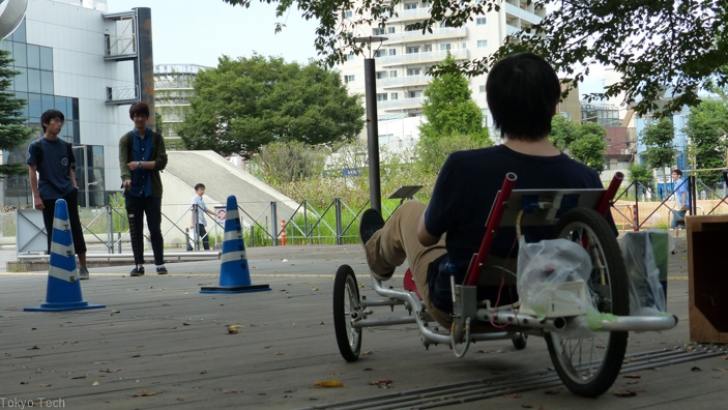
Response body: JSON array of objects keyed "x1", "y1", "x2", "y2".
[
  {"x1": 200, "y1": 195, "x2": 270, "y2": 294},
  {"x1": 25, "y1": 199, "x2": 105, "y2": 312}
]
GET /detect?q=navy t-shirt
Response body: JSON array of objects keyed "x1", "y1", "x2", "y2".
[
  {"x1": 425, "y1": 144, "x2": 605, "y2": 269},
  {"x1": 26, "y1": 137, "x2": 76, "y2": 200},
  {"x1": 126, "y1": 128, "x2": 154, "y2": 198}
]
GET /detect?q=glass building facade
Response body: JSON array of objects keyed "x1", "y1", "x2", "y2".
[{"x1": 1, "y1": 19, "x2": 105, "y2": 207}]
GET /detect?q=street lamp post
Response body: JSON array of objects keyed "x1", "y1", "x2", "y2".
[{"x1": 355, "y1": 36, "x2": 387, "y2": 212}]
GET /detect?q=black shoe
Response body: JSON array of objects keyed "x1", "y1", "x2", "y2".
[
  {"x1": 360, "y1": 208, "x2": 385, "y2": 245},
  {"x1": 156, "y1": 266, "x2": 168, "y2": 275},
  {"x1": 130, "y1": 266, "x2": 145, "y2": 277}
]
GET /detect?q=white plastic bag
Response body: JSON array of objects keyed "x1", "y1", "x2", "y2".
[
  {"x1": 619, "y1": 232, "x2": 667, "y2": 315},
  {"x1": 516, "y1": 238, "x2": 595, "y2": 319}
]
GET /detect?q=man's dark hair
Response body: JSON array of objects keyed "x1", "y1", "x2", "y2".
[
  {"x1": 672, "y1": 169, "x2": 683, "y2": 176},
  {"x1": 486, "y1": 53, "x2": 561, "y2": 140},
  {"x1": 129, "y1": 102, "x2": 150, "y2": 119},
  {"x1": 40, "y1": 109, "x2": 65, "y2": 132},
  {"x1": 194, "y1": 183, "x2": 205, "y2": 191}
]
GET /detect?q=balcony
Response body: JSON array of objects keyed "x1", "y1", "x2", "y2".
[
  {"x1": 378, "y1": 75, "x2": 430, "y2": 89},
  {"x1": 388, "y1": 8, "x2": 432, "y2": 23},
  {"x1": 384, "y1": 27, "x2": 467, "y2": 45},
  {"x1": 379, "y1": 96, "x2": 425, "y2": 111},
  {"x1": 506, "y1": 24, "x2": 521, "y2": 36},
  {"x1": 378, "y1": 49, "x2": 470, "y2": 67},
  {"x1": 105, "y1": 85, "x2": 138, "y2": 105},
  {"x1": 505, "y1": 3, "x2": 542, "y2": 25}
]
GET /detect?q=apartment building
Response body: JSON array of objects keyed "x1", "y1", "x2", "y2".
[{"x1": 336, "y1": 0, "x2": 545, "y2": 120}]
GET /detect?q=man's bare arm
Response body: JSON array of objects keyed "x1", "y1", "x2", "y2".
[
  {"x1": 70, "y1": 168, "x2": 79, "y2": 189},
  {"x1": 417, "y1": 212, "x2": 439, "y2": 246},
  {"x1": 28, "y1": 165, "x2": 44, "y2": 210}
]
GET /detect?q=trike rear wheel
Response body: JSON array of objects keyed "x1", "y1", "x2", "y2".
[
  {"x1": 333, "y1": 264, "x2": 362, "y2": 362},
  {"x1": 545, "y1": 208, "x2": 629, "y2": 397}
]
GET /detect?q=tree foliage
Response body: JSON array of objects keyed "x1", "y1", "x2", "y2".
[
  {"x1": 549, "y1": 116, "x2": 607, "y2": 171},
  {"x1": 179, "y1": 55, "x2": 364, "y2": 156},
  {"x1": 685, "y1": 99, "x2": 728, "y2": 185},
  {"x1": 416, "y1": 56, "x2": 490, "y2": 173},
  {"x1": 222, "y1": 0, "x2": 728, "y2": 116},
  {"x1": 628, "y1": 163, "x2": 654, "y2": 188},
  {"x1": 641, "y1": 117, "x2": 675, "y2": 172},
  {"x1": 252, "y1": 140, "x2": 329, "y2": 184},
  {"x1": 0, "y1": 49, "x2": 32, "y2": 176}
]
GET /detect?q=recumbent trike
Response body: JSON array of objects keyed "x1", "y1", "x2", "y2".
[{"x1": 332, "y1": 172, "x2": 678, "y2": 397}]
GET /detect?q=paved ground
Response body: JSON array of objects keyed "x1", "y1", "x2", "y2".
[{"x1": 0, "y1": 241, "x2": 726, "y2": 410}]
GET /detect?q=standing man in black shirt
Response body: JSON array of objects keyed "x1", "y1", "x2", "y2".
[
  {"x1": 359, "y1": 53, "x2": 607, "y2": 326},
  {"x1": 119, "y1": 102, "x2": 168, "y2": 276},
  {"x1": 27, "y1": 110, "x2": 90, "y2": 280}
]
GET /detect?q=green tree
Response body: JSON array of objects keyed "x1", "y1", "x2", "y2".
[
  {"x1": 0, "y1": 49, "x2": 32, "y2": 175},
  {"x1": 641, "y1": 117, "x2": 675, "y2": 182},
  {"x1": 549, "y1": 116, "x2": 607, "y2": 171},
  {"x1": 568, "y1": 122, "x2": 607, "y2": 172},
  {"x1": 685, "y1": 100, "x2": 728, "y2": 185},
  {"x1": 179, "y1": 55, "x2": 363, "y2": 156},
  {"x1": 549, "y1": 115, "x2": 579, "y2": 151},
  {"x1": 223, "y1": 0, "x2": 728, "y2": 116},
  {"x1": 628, "y1": 163, "x2": 654, "y2": 189},
  {"x1": 417, "y1": 56, "x2": 491, "y2": 173},
  {"x1": 252, "y1": 140, "x2": 329, "y2": 184}
]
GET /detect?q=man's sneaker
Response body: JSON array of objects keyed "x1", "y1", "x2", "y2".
[
  {"x1": 79, "y1": 266, "x2": 90, "y2": 280},
  {"x1": 359, "y1": 208, "x2": 385, "y2": 245},
  {"x1": 130, "y1": 266, "x2": 145, "y2": 277},
  {"x1": 156, "y1": 266, "x2": 168, "y2": 275}
]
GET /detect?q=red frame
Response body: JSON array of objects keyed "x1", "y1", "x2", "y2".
[{"x1": 462, "y1": 172, "x2": 624, "y2": 287}]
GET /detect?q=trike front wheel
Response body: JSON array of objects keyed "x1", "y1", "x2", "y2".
[{"x1": 333, "y1": 264, "x2": 362, "y2": 362}]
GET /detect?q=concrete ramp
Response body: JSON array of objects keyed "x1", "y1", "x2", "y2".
[{"x1": 159, "y1": 151, "x2": 298, "y2": 244}]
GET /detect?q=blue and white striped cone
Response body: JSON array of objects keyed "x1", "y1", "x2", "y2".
[
  {"x1": 25, "y1": 199, "x2": 105, "y2": 312},
  {"x1": 200, "y1": 195, "x2": 270, "y2": 294}
]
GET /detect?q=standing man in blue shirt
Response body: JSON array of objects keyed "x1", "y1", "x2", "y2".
[
  {"x1": 670, "y1": 168, "x2": 689, "y2": 253},
  {"x1": 119, "y1": 102, "x2": 168, "y2": 276},
  {"x1": 27, "y1": 109, "x2": 89, "y2": 280},
  {"x1": 190, "y1": 183, "x2": 216, "y2": 251}
]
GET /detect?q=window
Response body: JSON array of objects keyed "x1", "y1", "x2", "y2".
[
  {"x1": 27, "y1": 44, "x2": 40, "y2": 69},
  {"x1": 389, "y1": 48, "x2": 397, "y2": 56},
  {"x1": 13, "y1": 42, "x2": 27, "y2": 67},
  {"x1": 376, "y1": 71, "x2": 387, "y2": 79},
  {"x1": 389, "y1": 70, "x2": 398, "y2": 78},
  {"x1": 404, "y1": 2, "x2": 418, "y2": 10},
  {"x1": 477, "y1": 40, "x2": 488, "y2": 48},
  {"x1": 423, "y1": 44, "x2": 432, "y2": 52},
  {"x1": 27, "y1": 68, "x2": 41, "y2": 93},
  {"x1": 347, "y1": 53, "x2": 355, "y2": 61},
  {"x1": 41, "y1": 94, "x2": 54, "y2": 112},
  {"x1": 344, "y1": 75, "x2": 355, "y2": 83},
  {"x1": 374, "y1": 49, "x2": 384, "y2": 57},
  {"x1": 476, "y1": 17, "x2": 487, "y2": 25},
  {"x1": 406, "y1": 46, "x2": 420, "y2": 54},
  {"x1": 407, "y1": 68, "x2": 421, "y2": 76},
  {"x1": 373, "y1": 27, "x2": 385, "y2": 35},
  {"x1": 440, "y1": 43, "x2": 452, "y2": 51},
  {"x1": 390, "y1": 92, "x2": 399, "y2": 100},
  {"x1": 388, "y1": 26, "x2": 396, "y2": 34},
  {"x1": 40, "y1": 47, "x2": 53, "y2": 71},
  {"x1": 13, "y1": 68, "x2": 28, "y2": 92},
  {"x1": 376, "y1": 93, "x2": 388, "y2": 101},
  {"x1": 28, "y1": 93, "x2": 41, "y2": 118},
  {"x1": 407, "y1": 90, "x2": 422, "y2": 98},
  {"x1": 343, "y1": 10, "x2": 353, "y2": 18}
]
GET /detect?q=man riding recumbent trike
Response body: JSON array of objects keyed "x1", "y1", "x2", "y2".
[{"x1": 331, "y1": 53, "x2": 677, "y2": 398}]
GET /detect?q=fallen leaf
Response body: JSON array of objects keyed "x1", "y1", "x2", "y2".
[
  {"x1": 226, "y1": 324, "x2": 241, "y2": 334},
  {"x1": 361, "y1": 351, "x2": 373, "y2": 357},
  {"x1": 691, "y1": 366, "x2": 702, "y2": 372},
  {"x1": 623, "y1": 374, "x2": 641, "y2": 379},
  {"x1": 92, "y1": 381, "x2": 100, "y2": 386},
  {"x1": 369, "y1": 379, "x2": 393, "y2": 389},
  {"x1": 28, "y1": 345, "x2": 40, "y2": 350},
  {"x1": 133, "y1": 390, "x2": 160, "y2": 398},
  {"x1": 71, "y1": 375, "x2": 87, "y2": 380},
  {"x1": 314, "y1": 380, "x2": 344, "y2": 388},
  {"x1": 614, "y1": 389, "x2": 637, "y2": 398},
  {"x1": 200, "y1": 370, "x2": 208, "y2": 375},
  {"x1": 543, "y1": 389, "x2": 560, "y2": 395},
  {"x1": 363, "y1": 368, "x2": 374, "y2": 372},
  {"x1": 182, "y1": 322, "x2": 191, "y2": 326},
  {"x1": 131, "y1": 354, "x2": 141, "y2": 358},
  {"x1": 521, "y1": 405, "x2": 533, "y2": 409}
]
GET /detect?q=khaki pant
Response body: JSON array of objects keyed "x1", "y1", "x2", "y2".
[{"x1": 365, "y1": 201, "x2": 517, "y2": 328}]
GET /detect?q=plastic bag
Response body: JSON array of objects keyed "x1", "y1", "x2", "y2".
[
  {"x1": 516, "y1": 237, "x2": 595, "y2": 319},
  {"x1": 619, "y1": 232, "x2": 667, "y2": 315}
]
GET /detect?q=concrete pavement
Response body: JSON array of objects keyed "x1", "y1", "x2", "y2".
[{"x1": 0, "y1": 241, "x2": 725, "y2": 409}]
